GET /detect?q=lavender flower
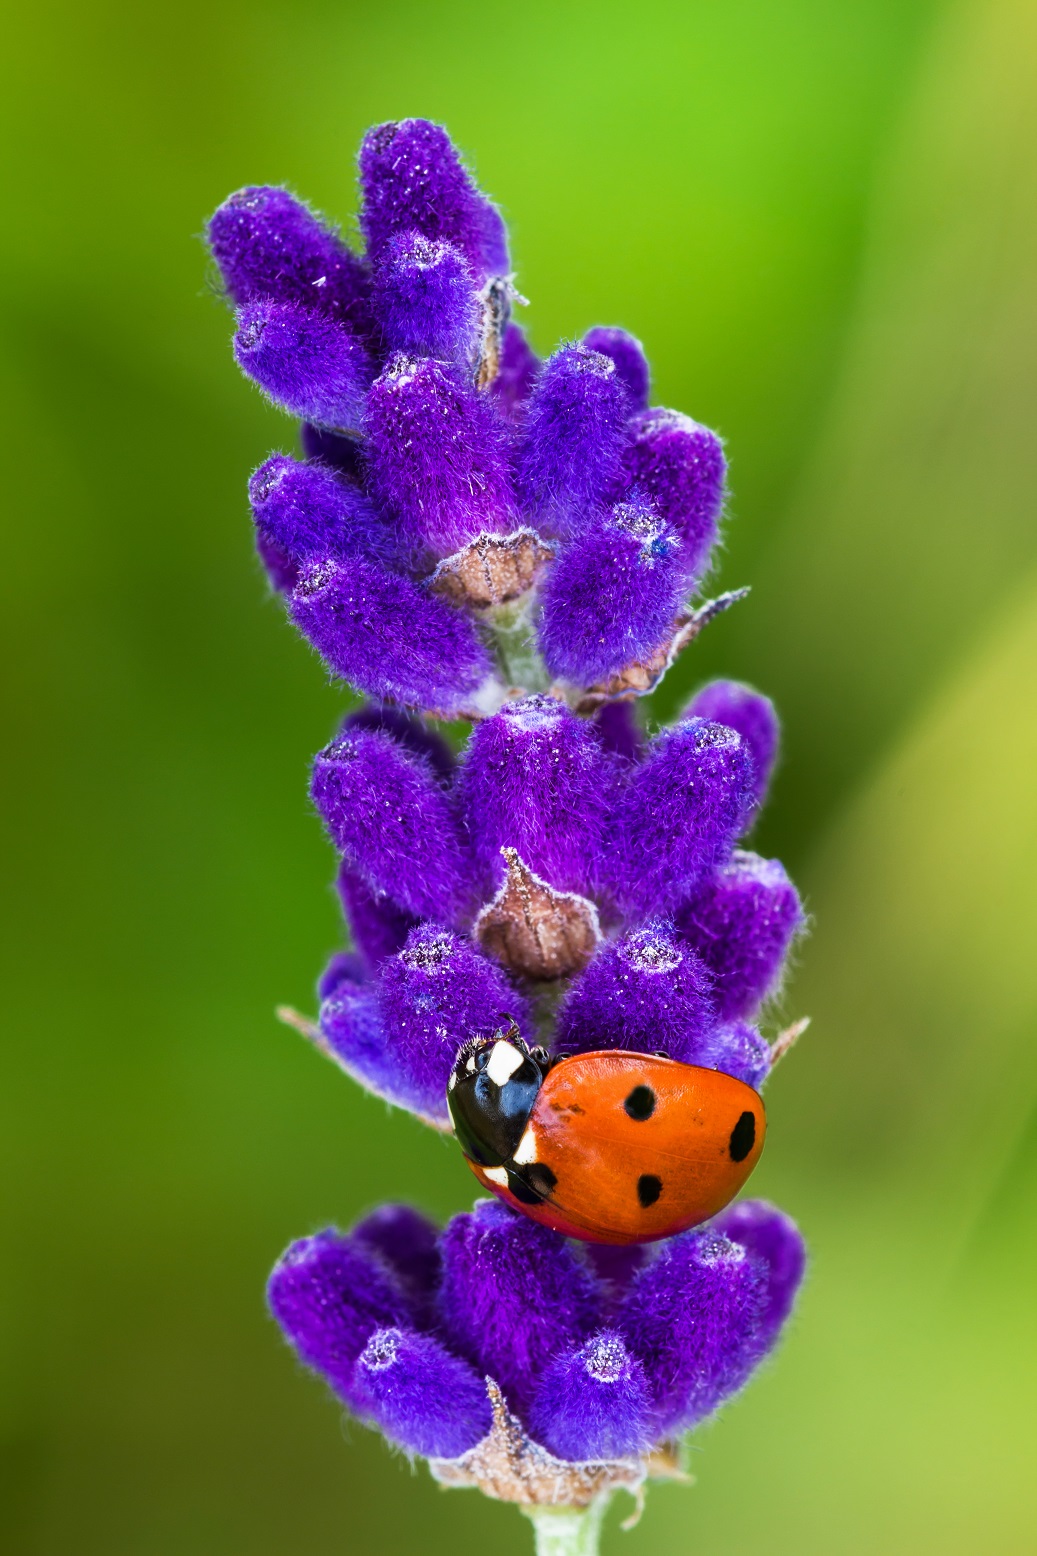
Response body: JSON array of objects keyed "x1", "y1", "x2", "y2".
[{"x1": 208, "y1": 118, "x2": 810, "y2": 1552}]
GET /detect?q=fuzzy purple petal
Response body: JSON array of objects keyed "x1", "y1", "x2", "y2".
[
  {"x1": 695, "y1": 1020, "x2": 772, "y2": 1090},
  {"x1": 711, "y1": 1200, "x2": 806, "y2": 1343},
  {"x1": 490, "y1": 323, "x2": 539, "y2": 421},
  {"x1": 351, "y1": 1205, "x2": 442, "y2": 1328},
  {"x1": 267, "y1": 1229, "x2": 412, "y2": 1403},
  {"x1": 373, "y1": 231, "x2": 480, "y2": 365},
  {"x1": 686, "y1": 680, "x2": 779, "y2": 812},
  {"x1": 352, "y1": 1327, "x2": 492, "y2": 1458},
  {"x1": 517, "y1": 345, "x2": 631, "y2": 540},
  {"x1": 341, "y1": 705, "x2": 456, "y2": 782},
  {"x1": 537, "y1": 500, "x2": 687, "y2": 686},
  {"x1": 255, "y1": 528, "x2": 298, "y2": 593},
  {"x1": 234, "y1": 300, "x2": 372, "y2": 430},
  {"x1": 594, "y1": 701, "x2": 644, "y2": 763},
  {"x1": 527, "y1": 1331, "x2": 650, "y2": 1462},
  {"x1": 208, "y1": 185, "x2": 371, "y2": 335},
  {"x1": 373, "y1": 926, "x2": 528, "y2": 1123},
  {"x1": 311, "y1": 730, "x2": 469, "y2": 923},
  {"x1": 288, "y1": 555, "x2": 493, "y2": 714},
  {"x1": 674, "y1": 850, "x2": 804, "y2": 1021},
  {"x1": 458, "y1": 694, "x2": 615, "y2": 899},
  {"x1": 299, "y1": 423, "x2": 363, "y2": 478},
  {"x1": 359, "y1": 119, "x2": 508, "y2": 281},
  {"x1": 364, "y1": 354, "x2": 516, "y2": 559},
  {"x1": 249, "y1": 454, "x2": 389, "y2": 567},
  {"x1": 617, "y1": 1227, "x2": 769, "y2": 1436},
  {"x1": 606, "y1": 720, "x2": 756, "y2": 916},
  {"x1": 556, "y1": 922, "x2": 715, "y2": 1061},
  {"x1": 620, "y1": 408, "x2": 725, "y2": 583},
  {"x1": 317, "y1": 975, "x2": 399, "y2": 1105},
  {"x1": 437, "y1": 1200, "x2": 601, "y2": 1415},
  {"x1": 583, "y1": 327, "x2": 650, "y2": 412},
  {"x1": 336, "y1": 866, "x2": 419, "y2": 969}
]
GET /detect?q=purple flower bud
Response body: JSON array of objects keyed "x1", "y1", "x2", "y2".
[
  {"x1": 606, "y1": 720, "x2": 756, "y2": 916},
  {"x1": 458, "y1": 694, "x2": 616, "y2": 899},
  {"x1": 490, "y1": 323, "x2": 539, "y2": 421},
  {"x1": 288, "y1": 556, "x2": 493, "y2": 713},
  {"x1": 617, "y1": 1227, "x2": 768, "y2": 1436},
  {"x1": 299, "y1": 422, "x2": 362, "y2": 478},
  {"x1": 248, "y1": 454, "x2": 383, "y2": 567},
  {"x1": 255, "y1": 528, "x2": 298, "y2": 593},
  {"x1": 267, "y1": 1229, "x2": 412, "y2": 1403},
  {"x1": 537, "y1": 500, "x2": 687, "y2": 686},
  {"x1": 352, "y1": 1327, "x2": 492, "y2": 1458},
  {"x1": 373, "y1": 231, "x2": 481, "y2": 365},
  {"x1": 234, "y1": 300, "x2": 372, "y2": 430},
  {"x1": 686, "y1": 680, "x2": 779, "y2": 812},
  {"x1": 351, "y1": 1205, "x2": 442, "y2": 1328},
  {"x1": 365, "y1": 354, "x2": 516, "y2": 559},
  {"x1": 438, "y1": 1201, "x2": 600, "y2": 1414},
  {"x1": 518, "y1": 345, "x2": 631, "y2": 540},
  {"x1": 695, "y1": 1019, "x2": 772, "y2": 1090},
  {"x1": 556, "y1": 922, "x2": 715, "y2": 1062},
  {"x1": 527, "y1": 1330, "x2": 651, "y2": 1462},
  {"x1": 594, "y1": 701, "x2": 644, "y2": 763},
  {"x1": 621, "y1": 408, "x2": 725, "y2": 583},
  {"x1": 311, "y1": 730, "x2": 469, "y2": 923},
  {"x1": 207, "y1": 185, "x2": 371, "y2": 335},
  {"x1": 317, "y1": 975, "x2": 396, "y2": 1105},
  {"x1": 712, "y1": 1200, "x2": 806, "y2": 1343},
  {"x1": 335, "y1": 866, "x2": 418, "y2": 969},
  {"x1": 317, "y1": 949, "x2": 368, "y2": 1000},
  {"x1": 583, "y1": 327, "x2": 650, "y2": 412},
  {"x1": 674, "y1": 851, "x2": 804, "y2": 1020},
  {"x1": 373, "y1": 926, "x2": 528, "y2": 1123},
  {"x1": 341, "y1": 704, "x2": 456, "y2": 783},
  {"x1": 359, "y1": 119, "x2": 508, "y2": 280}
]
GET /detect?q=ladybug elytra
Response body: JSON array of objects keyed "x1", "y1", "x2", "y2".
[{"x1": 447, "y1": 1024, "x2": 766, "y2": 1245}]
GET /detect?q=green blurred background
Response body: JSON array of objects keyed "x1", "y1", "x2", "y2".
[{"x1": 3, "y1": 0, "x2": 1036, "y2": 1549}]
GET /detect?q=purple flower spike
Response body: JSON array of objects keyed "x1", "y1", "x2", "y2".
[
  {"x1": 335, "y1": 866, "x2": 418, "y2": 969},
  {"x1": 248, "y1": 455, "x2": 382, "y2": 567},
  {"x1": 288, "y1": 555, "x2": 493, "y2": 713},
  {"x1": 490, "y1": 322, "x2": 539, "y2": 420},
  {"x1": 311, "y1": 730, "x2": 469, "y2": 924},
  {"x1": 696, "y1": 1020, "x2": 772, "y2": 1090},
  {"x1": 207, "y1": 185, "x2": 371, "y2": 335},
  {"x1": 353, "y1": 1327, "x2": 492, "y2": 1458},
  {"x1": 365, "y1": 354, "x2": 516, "y2": 559},
  {"x1": 267, "y1": 1229, "x2": 412, "y2": 1403},
  {"x1": 351, "y1": 1205, "x2": 442, "y2": 1324},
  {"x1": 621, "y1": 408, "x2": 726, "y2": 583},
  {"x1": 234, "y1": 300, "x2": 372, "y2": 430},
  {"x1": 606, "y1": 719, "x2": 756, "y2": 916},
  {"x1": 359, "y1": 119, "x2": 508, "y2": 280},
  {"x1": 374, "y1": 926, "x2": 527, "y2": 1123},
  {"x1": 712, "y1": 1200, "x2": 807, "y2": 1343},
  {"x1": 527, "y1": 1331, "x2": 651, "y2": 1462},
  {"x1": 518, "y1": 345, "x2": 631, "y2": 540},
  {"x1": 557, "y1": 922, "x2": 715, "y2": 1063},
  {"x1": 686, "y1": 680, "x2": 779, "y2": 812},
  {"x1": 438, "y1": 1200, "x2": 600, "y2": 1414},
  {"x1": 618, "y1": 1228, "x2": 769, "y2": 1436},
  {"x1": 458, "y1": 694, "x2": 615, "y2": 899},
  {"x1": 583, "y1": 327, "x2": 650, "y2": 412},
  {"x1": 675, "y1": 851, "x2": 804, "y2": 1020},
  {"x1": 537, "y1": 500, "x2": 687, "y2": 687},
  {"x1": 373, "y1": 232, "x2": 481, "y2": 365}
]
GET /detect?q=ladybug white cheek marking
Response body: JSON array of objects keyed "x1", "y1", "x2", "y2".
[
  {"x1": 485, "y1": 1040, "x2": 524, "y2": 1087},
  {"x1": 482, "y1": 1166, "x2": 510, "y2": 1188},
  {"x1": 511, "y1": 1126, "x2": 539, "y2": 1166}
]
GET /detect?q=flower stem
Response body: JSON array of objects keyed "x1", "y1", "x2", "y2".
[{"x1": 522, "y1": 1495, "x2": 611, "y2": 1556}]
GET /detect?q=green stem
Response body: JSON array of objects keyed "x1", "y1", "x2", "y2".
[{"x1": 522, "y1": 1495, "x2": 611, "y2": 1556}]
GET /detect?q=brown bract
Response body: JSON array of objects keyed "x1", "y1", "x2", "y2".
[
  {"x1": 474, "y1": 848, "x2": 601, "y2": 980},
  {"x1": 574, "y1": 588, "x2": 750, "y2": 711},
  {"x1": 430, "y1": 528, "x2": 555, "y2": 609}
]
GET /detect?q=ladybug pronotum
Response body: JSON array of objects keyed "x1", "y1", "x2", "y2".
[{"x1": 447, "y1": 1024, "x2": 766, "y2": 1245}]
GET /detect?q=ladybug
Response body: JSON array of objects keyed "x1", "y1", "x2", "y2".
[{"x1": 447, "y1": 1023, "x2": 766, "y2": 1245}]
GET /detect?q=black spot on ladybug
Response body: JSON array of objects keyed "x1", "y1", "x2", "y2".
[
  {"x1": 624, "y1": 1085, "x2": 656, "y2": 1121},
  {"x1": 525, "y1": 1162, "x2": 557, "y2": 1198},
  {"x1": 637, "y1": 1173, "x2": 662, "y2": 1208},
  {"x1": 729, "y1": 1111, "x2": 756, "y2": 1162},
  {"x1": 507, "y1": 1171, "x2": 543, "y2": 1205}
]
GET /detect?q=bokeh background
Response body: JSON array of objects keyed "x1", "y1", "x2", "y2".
[{"x1": 3, "y1": 0, "x2": 1036, "y2": 1550}]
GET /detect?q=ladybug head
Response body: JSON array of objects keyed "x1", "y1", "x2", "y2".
[{"x1": 447, "y1": 1024, "x2": 545, "y2": 1168}]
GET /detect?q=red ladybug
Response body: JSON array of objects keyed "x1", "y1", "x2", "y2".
[{"x1": 447, "y1": 1024, "x2": 766, "y2": 1245}]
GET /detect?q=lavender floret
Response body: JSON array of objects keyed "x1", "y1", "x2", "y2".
[
  {"x1": 675, "y1": 850, "x2": 804, "y2": 1020},
  {"x1": 372, "y1": 231, "x2": 481, "y2": 365},
  {"x1": 233, "y1": 299, "x2": 372, "y2": 429},
  {"x1": 557, "y1": 922, "x2": 715, "y2": 1062},
  {"x1": 518, "y1": 345, "x2": 631, "y2": 540},
  {"x1": 686, "y1": 679, "x2": 779, "y2": 812},
  {"x1": 583, "y1": 326, "x2": 650, "y2": 411}
]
